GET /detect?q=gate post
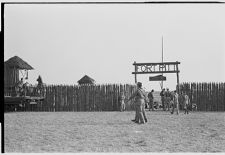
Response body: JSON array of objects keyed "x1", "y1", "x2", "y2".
[
  {"x1": 134, "y1": 61, "x2": 137, "y2": 83},
  {"x1": 176, "y1": 61, "x2": 180, "y2": 94}
]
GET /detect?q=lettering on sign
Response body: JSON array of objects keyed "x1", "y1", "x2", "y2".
[{"x1": 132, "y1": 62, "x2": 180, "y2": 74}]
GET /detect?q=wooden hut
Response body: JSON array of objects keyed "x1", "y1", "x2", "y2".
[
  {"x1": 78, "y1": 75, "x2": 95, "y2": 85},
  {"x1": 4, "y1": 56, "x2": 33, "y2": 95},
  {"x1": 4, "y1": 56, "x2": 46, "y2": 112}
]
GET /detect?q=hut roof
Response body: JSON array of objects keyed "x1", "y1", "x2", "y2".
[
  {"x1": 4, "y1": 56, "x2": 34, "y2": 70},
  {"x1": 78, "y1": 75, "x2": 95, "y2": 85}
]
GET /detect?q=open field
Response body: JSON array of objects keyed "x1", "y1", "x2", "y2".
[{"x1": 4, "y1": 111, "x2": 225, "y2": 152}]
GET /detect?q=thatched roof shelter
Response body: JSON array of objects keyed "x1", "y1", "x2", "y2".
[
  {"x1": 4, "y1": 56, "x2": 33, "y2": 70},
  {"x1": 78, "y1": 75, "x2": 95, "y2": 85},
  {"x1": 4, "y1": 56, "x2": 33, "y2": 88}
]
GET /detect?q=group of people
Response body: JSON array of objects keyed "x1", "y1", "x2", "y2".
[
  {"x1": 118, "y1": 82, "x2": 191, "y2": 124},
  {"x1": 160, "y1": 88, "x2": 180, "y2": 114},
  {"x1": 14, "y1": 75, "x2": 44, "y2": 97},
  {"x1": 160, "y1": 88, "x2": 190, "y2": 115}
]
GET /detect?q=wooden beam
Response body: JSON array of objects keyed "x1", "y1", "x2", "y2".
[
  {"x1": 132, "y1": 71, "x2": 180, "y2": 74},
  {"x1": 133, "y1": 61, "x2": 180, "y2": 66},
  {"x1": 3, "y1": 1, "x2": 223, "y2": 4}
]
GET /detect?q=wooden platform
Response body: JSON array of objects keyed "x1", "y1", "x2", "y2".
[{"x1": 4, "y1": 96, "x2": 44, "y2": 105}]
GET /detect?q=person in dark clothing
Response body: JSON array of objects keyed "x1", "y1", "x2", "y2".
[
  {"x1": 148, "y1": 89, "x2": 154, "y2": 111},
  {"x1": 37, "y1": 75, "x2": 43, "y2": 87},
  {"x1": 160, "y1": 88, "x2": 166, "y2": 111},
  {"x1": 165, "y1": 88, "x2": 171, "y2": 111},
  {"x1": 15, "y1": 78, "x2": 24, "y2": 96}
]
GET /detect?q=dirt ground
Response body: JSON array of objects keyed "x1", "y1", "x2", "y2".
[{"x1": 4, "y1": 111, "x2": 225, "y2": 152}]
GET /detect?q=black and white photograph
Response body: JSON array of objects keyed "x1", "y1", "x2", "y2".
[{"x1": 2, "y1": 0, "x2": 225, "y2": 153}]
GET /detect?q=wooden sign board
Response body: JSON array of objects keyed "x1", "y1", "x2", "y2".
[
  {"x1": 132, "y1": 61, "x2": 180, "y2": 74},
  {"x1": 149, "y1": 75, "x2": 166, "y2": 81},
  {"x1": 30, "y1": 101, "x2": 37, "y2": 104}
]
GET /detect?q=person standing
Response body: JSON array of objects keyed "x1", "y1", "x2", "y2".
[
  {"x1": 179, "y1": 92, "x2": 185, "y2": 111},
  {"x1": 184, "y1": 92, "x2": 190, "y2": 114},
  {"x1": 169, "y1": 91, "x2": 175, "y2": 113},
  {"x1": 119, "y1": 92, "x2": 126, "y2": 112},
  {"x1": 148, "y1": 89, "x2": 154, "y2": 111},
  {"x1": 160, "y1": 88, "x2": 166, "y2": 111},
  {"x1": 37, "y1": 75, "x2": 43, "y2": 88},
  {"x1": 128, "y1": 82, "x2": 148, "y2": 124},
  {"x1": 165, "y1": 88, "x2": 171, "y2": 111},
  {"x1": 16, "y1": 78, "x2": 24, "y2": 96},
  {"x1": 171, "y1": 90, "x2": 179, "y2": 115}
]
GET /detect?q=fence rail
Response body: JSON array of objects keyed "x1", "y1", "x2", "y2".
[
  {"x1": 178, "y1": 82, "x2": 225, "y2": 111},
  {"x1": 4, "y1": 84, "x2": 137, "y2": 112}
]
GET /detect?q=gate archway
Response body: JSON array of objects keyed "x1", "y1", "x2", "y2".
[{"x1": 132, "y1": 61, "x2": 181, "y2": 92}]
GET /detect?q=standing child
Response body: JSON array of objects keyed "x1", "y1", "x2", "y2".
[
  {"x1": 184, "y1": 92, "x2": 190, "y2": 114},
  {"x1": 119, "y1": 92, "x2": 126, "y2": 112}
]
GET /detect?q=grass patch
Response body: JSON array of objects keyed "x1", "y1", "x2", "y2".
[{"x1": 4, "y1": 111, "x2": 225, "y2": 152}]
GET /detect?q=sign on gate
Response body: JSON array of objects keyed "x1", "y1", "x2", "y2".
[
  {"x1": 132, "y1": 61, "x2": 181, "y2": 92},
  {"x1": 132, "y1": 61, "x2": 180, "y2": 74},
  {"x1": 149, "y1": 75, "x2": 166, "y2": 81}
]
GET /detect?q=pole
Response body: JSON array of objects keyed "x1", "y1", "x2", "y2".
[
  {"x1": 134, "y1": 61, "x2": 137, "y2": 83},
  {"x1": 1, "y1": 3, "x2": 5, "y2": 153},
  {"x1": 135, "y1": 74, "x2": 137, "y2": 84},
  {"x1": 161, "y1": 36, "x2": 164, "y2": 89},
  {"x1": 176, "y1": 62, "x2": 180, "y2": 94}
]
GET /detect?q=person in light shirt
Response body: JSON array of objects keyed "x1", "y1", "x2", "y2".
[
  {"x1": 171, "y1": 90, "x2": 179, "y2": 115},
  {"x1": 183, "y1": 92, "x2": 190, "y2": 114},
  {"x1": 119, "y1": 92, "x2": 126, "y2": 112}
]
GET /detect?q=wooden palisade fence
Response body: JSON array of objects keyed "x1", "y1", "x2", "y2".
[
  {"x1": 178, "y1": 82, "x2": 225, "y2": 111},
  {"x1": 4, "y1": 84, "x2": 137, "y2": 112},
  {"x1": 5, "y1": 82, "x2": 225, "y2": 112}
]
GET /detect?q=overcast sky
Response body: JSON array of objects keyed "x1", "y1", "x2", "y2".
[{"x1": 3, "y1": 2, "x2": 225, "y2": 91}]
